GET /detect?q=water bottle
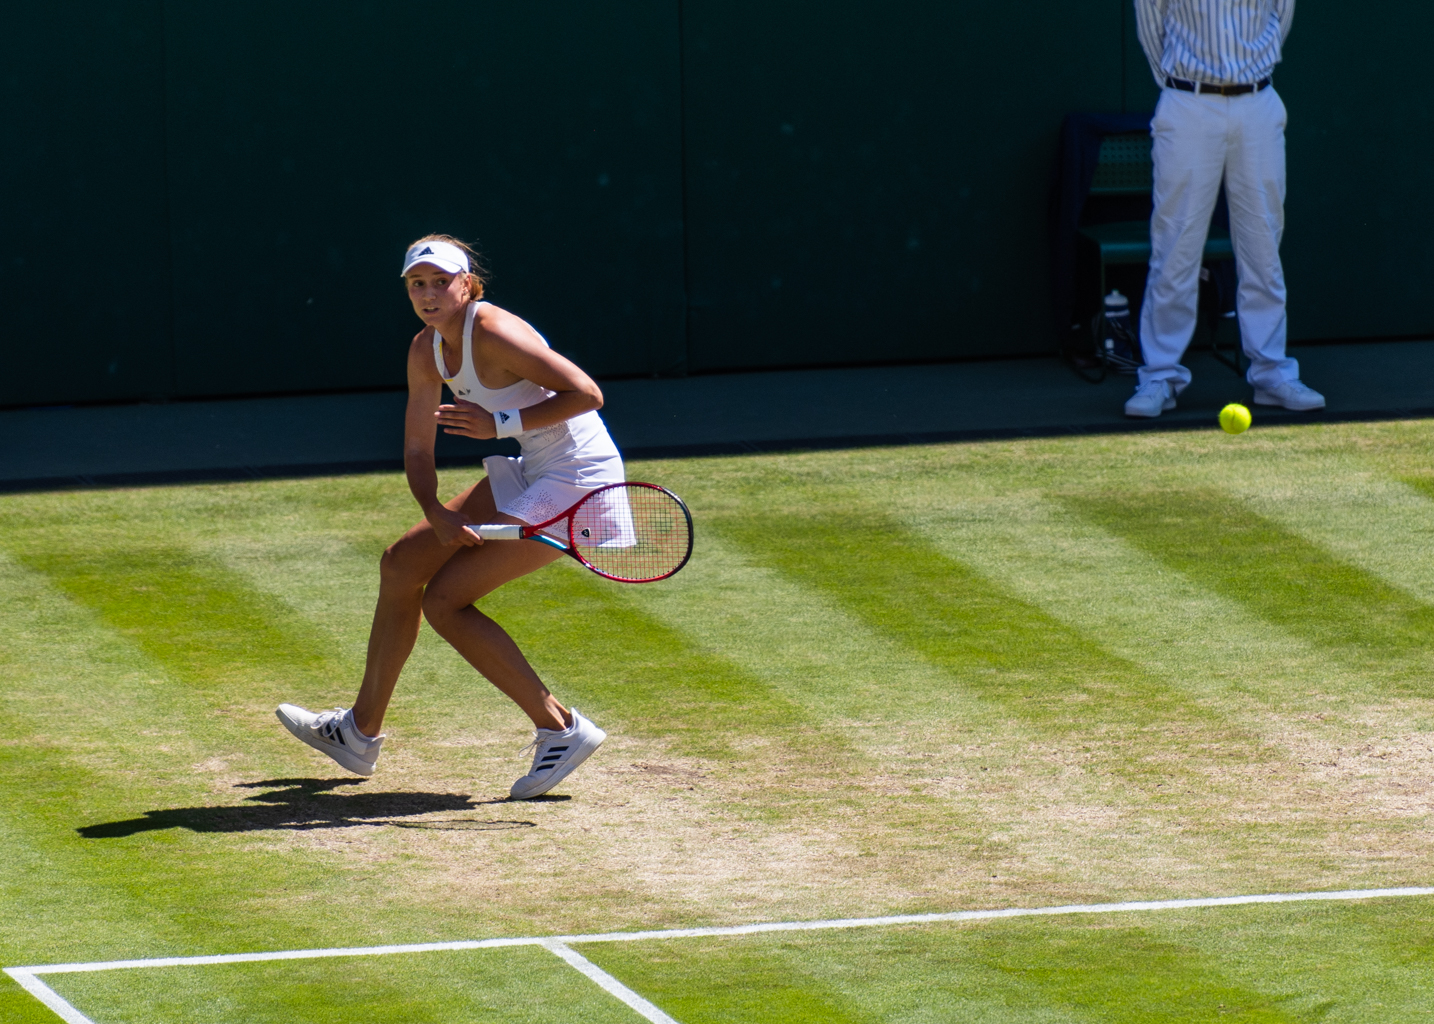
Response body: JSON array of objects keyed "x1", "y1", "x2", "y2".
[{"x1": 1101, "y1": 290, "x2": 1141, "y2": 373}]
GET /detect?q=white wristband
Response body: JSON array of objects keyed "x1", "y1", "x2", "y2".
[{"x1": 493, "y1": 408, "x2": 524, "y2": 438}]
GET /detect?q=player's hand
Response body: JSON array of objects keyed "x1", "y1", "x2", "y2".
[
  {"x1": 427, "y1": 506, "x2": 482, "y2": 547},
  {"x1": 436, "y1": 398, "x2": 497, "y2": 440}
]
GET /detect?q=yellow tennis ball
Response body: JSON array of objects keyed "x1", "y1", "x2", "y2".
[{"x1": 1219, "y1": 403, "x2": 1252, "y2": 435}]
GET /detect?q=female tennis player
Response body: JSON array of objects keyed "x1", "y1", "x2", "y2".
[{"x1": 276, "y1": 235, "x2": 619, "y2": 799}]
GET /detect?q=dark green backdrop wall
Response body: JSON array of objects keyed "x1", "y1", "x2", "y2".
[
  {"x1": 2, "y1": 2, "x2": 1428, "y2": 405},
  {"x1": 680, "y1": 0, "x2": 1124, "y2": 370},
  {"x1": 2, "y1": 1, "x2": 685, "y2": 406}
]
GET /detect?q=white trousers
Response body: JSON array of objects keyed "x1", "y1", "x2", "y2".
[{"x1": 1138, "y1": 86, "x2": 1298, "y2": 393}]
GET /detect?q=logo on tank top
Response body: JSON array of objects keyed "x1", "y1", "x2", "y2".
[{"x1": 457, "y1": 388, "x2": 470, "y2": 397}]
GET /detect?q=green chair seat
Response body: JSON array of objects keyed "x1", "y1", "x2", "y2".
[
  {"x1": 1077, "y1": 220, "x2": 1234, "y2": 265},
  {"x1": 1074, "y1": 130, "x2": 1243, "y2": 378}
]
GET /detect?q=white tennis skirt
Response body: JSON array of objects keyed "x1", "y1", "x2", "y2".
[{"x1": 483, "y1": 450, "x2": 625, "y2": 539}]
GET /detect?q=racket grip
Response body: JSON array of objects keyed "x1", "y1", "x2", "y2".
[{"x1": 466, "y1": 524, "x2": 524, "y2": 541}]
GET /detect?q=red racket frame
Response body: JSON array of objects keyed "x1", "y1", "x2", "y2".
[{"x1": 465, "y1": 481, "x2": 693, "y2": 583}]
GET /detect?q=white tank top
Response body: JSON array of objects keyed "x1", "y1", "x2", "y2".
[{"x1": 432, "y1": 302, "x2": 619, "y2": 465}]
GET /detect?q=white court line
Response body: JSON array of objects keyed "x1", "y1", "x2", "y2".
[
  {"x1": 542, "y1": 941, "x2": 681, "y2": 1024},
  {"x1": 2, "y1": 970, "x2": 95, "y2": 1024},
  {"x1": 546, "y1": 885, "x2": 1434, "y2": 945},
  {"x1": 14, "y1": 936, "x2": 538, "y2": 976},
  {"x1": 7, "y1": 887, "x2": 1432, "y2": 1024},
  {"x1": 14, "y1": 886, "x2": 1431, "y2": 976}
]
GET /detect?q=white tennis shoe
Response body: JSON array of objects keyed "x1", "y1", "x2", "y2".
[
  {"x1": 1124, "y1": 380, "x2": 1177, "y2": 418},
  {"x1": 275, "y1": 704, "x2": 384, "y2": 777},
  {"x1": 1253, "y1": 380, "x2": 1326, "y2": 411},
  {"x1": 510, "y1": 709, "x2": 606, "y2": 800}
]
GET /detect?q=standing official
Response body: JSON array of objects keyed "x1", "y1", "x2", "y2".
[{"x1": 1126, "y1": 0, "x2": 1324, "y2": 418}]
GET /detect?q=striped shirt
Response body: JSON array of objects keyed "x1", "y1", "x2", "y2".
[{"x1": 1135, "y1": 0, "x2": 1295, "y2": 87}]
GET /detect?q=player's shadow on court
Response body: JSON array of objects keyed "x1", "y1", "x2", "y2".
[{"x1": 76, "y1": 778, "x2": 559, "y2": 838}]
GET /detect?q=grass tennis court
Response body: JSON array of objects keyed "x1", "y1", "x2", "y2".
[{"x1": 4, "y1": 419, "x2": 1434, "y2": 1021}]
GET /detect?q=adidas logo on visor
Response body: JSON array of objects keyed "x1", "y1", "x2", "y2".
[{"x1": 401, "y1": 240, "x2": 469, "y2": 276}]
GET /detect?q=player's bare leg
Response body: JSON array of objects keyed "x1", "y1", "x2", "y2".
[
  {"x1": 279, "y1": 475, "x2": 599, "y2": 792},
  {"x1": 350, "y1": 477, "x2": 502, "y2": 736},
  {"x1": 419, "y1": 534, "x2": 567, "y2": 730},
  {"x1": 421, "y1": 528, "x2": 605, "y2": 798},
  {"x1": 277, "y1": 479, "x2": 492, "y2": 773}
]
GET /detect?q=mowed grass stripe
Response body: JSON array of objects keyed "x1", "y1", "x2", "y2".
[
  {"x1": 897, "y1": 491, "x2": 1434, "y2": 832},
  {"x1": 611, "y1": 525, "x2": 997, "y2": 726},
  {"x1": 702, "y1": 503, "x2": 1368, "y2": 901},
  {"x1": 46, "y1": 946, "x2": 637, "y2": 1024},
  {"x1": 1194, "y1": 455, "x2": 1434, "y2": 608},
  {"x1": 608, "y1": 527, "x2": 1037, "y2": 903},
  {"x1": 0, "y1": 547, "x2": 224, "y2": 772},
  {"x1": 0, "y1": 743, "x2": 174, "y2": 962},
  {"x1": 592, "y1": 935, "x2": 883, "y2": 1024},
  {"x1": 590, "y1": 899, "x2": 1434, "y2": 1021},
  {"x1": 952, "y1": 925, "x2": 1308, "y2": 1023},
  {"x1": 468, "y1": 549, "x2": 940, "y2": 919},
  {"x1": 489, "y1": 561, "x2": 816, "y2": 757},
  {"x1": 1167, "y1": 898, "x2": 1434, "y2": 1016},
  {"x1": 0, "y1": 740, "x2": 361, "y2": 974},
  {"x1": 618, "y1": 521, "x2": 1376, "y2": 909},
  {"x1": 1403, "y1": 474, "x2": 1434, "y2": 505},
  {"x1": 587, "y1": 919, "x2": 1317, "y2": 1024},
  {"x1": 0, "y1": 741, "x2": 354, "y2": 968},
  {"x1": 713, "y1": 508, "x2": 1237, "y2": 741},
  {"x1": 0, "y1": 984, "x2": 56, "y2": 1024},
  {"x1": 489, "y1": 561, "x2": 900, "y2": 827},
  {"x1": 1065, "y1": 488, "x2": 1434, "y2": 693},
  {"x1": 0, "y1": 530, "x2": 635, "y2": 960},
  {"x1": 900, "y1": 490, "x2": 1333, "y2": 708},
  {"x1": 0, "y1": 552, "x2": 395, "y2": 968},
  {"x1": 6, "y1": 542, "x2": 338, "y2": 695},
  {"x1": 4, "y1": 427, "x2": 1434, "y2": 1009}
]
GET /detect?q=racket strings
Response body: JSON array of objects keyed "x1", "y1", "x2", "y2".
[{"x1": 571, "y1": 484, "x2": 692, "y2": 582}]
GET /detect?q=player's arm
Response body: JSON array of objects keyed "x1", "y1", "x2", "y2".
[
  {"x1": 436, "y1": 308, "x2": 603, "y2": 439},
  {"x1": 403, "y1": 330, "x2": 477, "y2": 547}
]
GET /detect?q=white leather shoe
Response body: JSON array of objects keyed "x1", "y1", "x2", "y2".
[
  {"x1": 1124, "y1": 380, "x2": 1176, "y2": 418},
  {"x1": 510, "y1": 710, "x2": 606, "y2": 799},
  {"x1": 1253, "y1": 380, "x2": 1325, "y2": 411},
  {"x1": 276, "y1": 705, "x2": 384, "y2": 776}
]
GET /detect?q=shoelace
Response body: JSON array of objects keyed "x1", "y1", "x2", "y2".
[
  {"x1": 316, "y1": 708, "x2": 346, "y2": 740},
  {"x1": 517, "y1": 724, "x2": 572, "y2": 766}
]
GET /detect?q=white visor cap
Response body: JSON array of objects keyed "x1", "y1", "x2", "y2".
[{"x1": 400, "y1": 240, "x2": 470, "y2": 277}]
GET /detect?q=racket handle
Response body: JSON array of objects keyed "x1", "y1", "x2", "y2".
[{"x1": 465, "y1": 524, "x2": 524, "y2": 541}]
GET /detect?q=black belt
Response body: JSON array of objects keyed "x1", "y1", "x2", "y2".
[{"x1": 1166, "y1": 75, "x2": 1271, "y2": 96}]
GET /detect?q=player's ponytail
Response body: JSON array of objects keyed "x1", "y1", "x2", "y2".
[{"x1": 406, "y1": 233, "x2": 488, "y2": 301}]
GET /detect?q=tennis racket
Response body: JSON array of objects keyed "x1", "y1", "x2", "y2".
[{"x1": 463, "y1": 481, "x2": 693, "y2": 583}]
